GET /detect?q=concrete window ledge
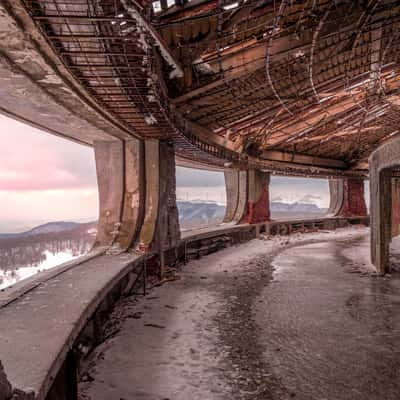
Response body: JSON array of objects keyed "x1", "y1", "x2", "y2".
[
  {"x1": 0, "y1": 216, "x2": 369, "y2": 400},
  {"x1": 0, "y1": 251, "x2": 143, "y2": 400}
]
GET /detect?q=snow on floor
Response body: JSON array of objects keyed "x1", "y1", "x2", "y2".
[
  {"x1": 340, "y1": 234, "x2": 376, "y2": 273},
  {"x1": 185, "y1": 225, "x2": 370, "y2": 273},
  {"x1": 81, "y1": 225, "x2": 370, "y2": 400}
]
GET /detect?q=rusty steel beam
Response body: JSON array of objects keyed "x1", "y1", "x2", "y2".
[
  {"x1": 32, "y1": 15, "x2": 138, "y2": 22},
  {"x1": 60, "y1": 51, "x2": 144, "y2": 56},
  {"x1": 47, "y1": 34, "x2": 136, "y2": 39},
  {"x1": 68, "y1": 65, "x2": 145, "y2": 69}
]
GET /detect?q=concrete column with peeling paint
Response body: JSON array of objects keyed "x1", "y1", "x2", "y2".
[
  {"x1": 223, "y1": 170, "x2": 240, "y2": 223},
  {"x1": 223, "y1": 169, "x2": 270, "y2": 224},
  {"x1": 370, "y1": 168, "x2": 392, "y2": 275},
  {"x1": 138, "y1": 140, "x2": 181, "y2": 253},
  {"x1": 94, "y1": 140, "x2": 144, "y2": 250},
  {"x1": 94, "y1": 139, "x2": 180, "y2": 253},
  {"x1": 327, "y1": 177, "x2": 367, "y2": 217}
]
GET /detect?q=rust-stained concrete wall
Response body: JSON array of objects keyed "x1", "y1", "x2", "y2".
[
  {"x1": 242, "y1": 170, "x2": 270, "y2": 224},
  {"x1": 223, "y1": 169, "x2": 270, "y2": 224},
  {"x1": 328, "y1": 178, "x2": 367, "y2": 217},
  {"x1": 94, "y1": 140, "x2": 144, "y2": 250}
]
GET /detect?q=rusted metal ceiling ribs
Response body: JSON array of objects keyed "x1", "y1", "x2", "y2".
[{"x1": 16, "y1": 0, "x2": 400, "y2": 175}]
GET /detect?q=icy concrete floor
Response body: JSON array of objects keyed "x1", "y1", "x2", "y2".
[{"x1": 81, "y1": 227, "x2": 400, "y2": 400}]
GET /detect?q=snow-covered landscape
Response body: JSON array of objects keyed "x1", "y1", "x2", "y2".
[
  {"x1": 0, "y1": 250, "x2": 78, "y2": 290},
  {"x1": 0, "y1": 221, "x2": 96, "y2": 290},
  {"x1": 0, "y1": 197, "x2": 328, "y2": 289}
]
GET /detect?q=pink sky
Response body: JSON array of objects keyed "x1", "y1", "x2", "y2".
[
  {"x1": 0, "y1": 113, "x2": 337, "y2": 233},
  {"x1": 0, "y1": 114, "x2": 98, "y2": 232}
]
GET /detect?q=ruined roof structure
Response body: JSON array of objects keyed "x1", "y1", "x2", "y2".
[
  {"x1": 3, "y1": 0, "x2": 400, "y2": 175},
  {"x1": 4, "y1": 2, "x2": 400, "y2": 399}
]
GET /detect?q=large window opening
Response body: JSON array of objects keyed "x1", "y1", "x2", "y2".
[
  {"x1": 270, "y1": 175, "x2": 329, "y2": 220},
  {"x1": 0, "y1": 115, "x2": 98, "y2": 289},
  {"x1": 176, "y1": 166, "x2": 226, "y2": 231}
]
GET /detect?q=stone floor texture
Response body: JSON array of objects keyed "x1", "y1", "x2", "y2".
[{"x1": 81, "y1": 227, "x2": 400, "y2": 400}]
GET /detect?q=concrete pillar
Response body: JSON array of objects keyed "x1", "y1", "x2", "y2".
[
  {"x1": 223, "y1": 170, "x2": 247, "y2": 222},
  {"x1": 369, "y1": 137, "x2": 400, "y2": 275},
  {"x1": 327, "y1": 177, "x2": 367, "y2": 217},
  {"x1": 223, "y1": 170, "x2": 240, "y2": 223},
  {"x1": 138, "y1": 140, "x2": 181, "y2": 253},
  {"x1": 223, "y1": 169, "x2": 270, "y2": 224},
  {"x1": 94, "y1": 139, "x2": 180, "y2": 253},
  {"x1": 94, "y1": 140, "x2": 144, "y2": 250},
  {"x1": 370, "y1": 168, "x2": 392, "y2": 275},
  {"x1": 391, "y1": 178, "x2": 400, "y2": 237},
  {"x1": 327, "y1": 179, "x2": 344, "y2": 216},
  {"x1": 242, "y1": 169, "x2": 270, "y2": 224},
  {"x1": 233, "y1": 170, "x2": 249, "y2": 222}
]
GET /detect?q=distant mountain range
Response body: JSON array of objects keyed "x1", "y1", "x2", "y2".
[
  {"x1": 177, "y1": 200, "x2": 327, "y2": 229},
  {"x1": 0, "y1": 222, "x2": 85, "y2": 238},
  {"x1": 0, "y1": 221, "x2": 91, "y2": 239},
  {"x1": 0, "y1": 199, "x2": 327, "y2": 238},
  {"x1": 271, "y1": 201, "x2": 326, "y2": 214},
  {"x1": 177, "y1": 201, "x2": 225, "y2": 229}
]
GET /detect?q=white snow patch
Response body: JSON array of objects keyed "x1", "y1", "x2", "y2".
[
  {"x1": 144, "y1": 113, "x2": 157, "y2": 125},
  {"x1": 0, "y1": 250, "x2": 78, "y2": 290}
]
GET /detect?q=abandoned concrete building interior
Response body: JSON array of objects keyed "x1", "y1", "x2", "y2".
[{"x1": 2, "y1": 0, "x2": 400, "y2": 398}]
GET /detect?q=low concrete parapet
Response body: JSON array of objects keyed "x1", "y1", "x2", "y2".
[
  {"x1": 267, "y1": 216, "x2": 369, "y2": 236},
  {"x1": 0, "y1": 216, "x2": 369, "y2": 400}
]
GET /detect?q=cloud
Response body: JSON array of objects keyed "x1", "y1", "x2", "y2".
[
  {"x1": 0, "y1": 114, "x2": 97, "y2": 191},
  {"x1": 176, "y1": 166, "x2": 225, "y2": 187},
  {"x1": 0, "y1": 115, "x2": 98, "y2": 230}
]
